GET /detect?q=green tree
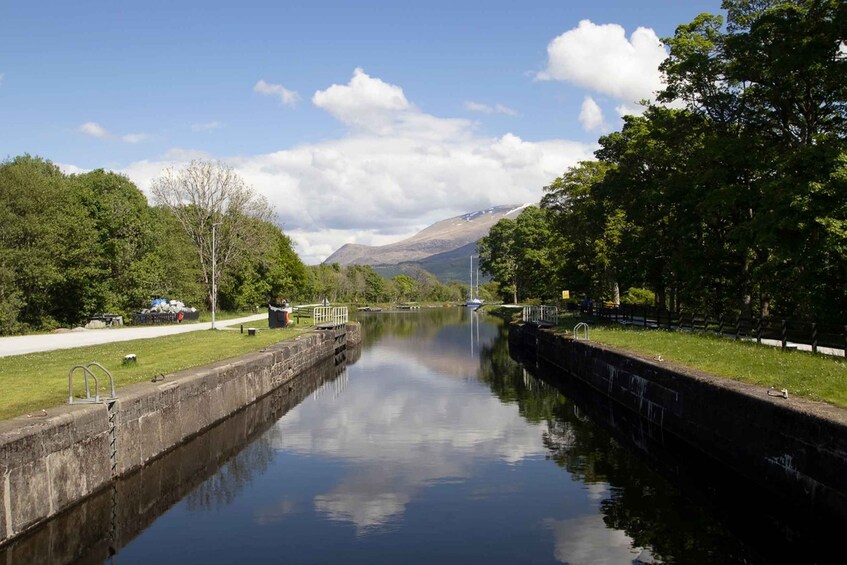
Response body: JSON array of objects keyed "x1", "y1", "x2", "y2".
[
  {"x1": 151, "y1": 160, "x2": 273, "y2": 312},
  {"x1": 478, "y1": 206, "x2": 556, "y2": 303},
  {"x1": 392, "y1": 274, "x2": 417, "y2": 302},
  {"x1": 0, "y1": 155, "x2": 97, "y2": 332},
  {"x1": 71, "y1": 169, "x2": 162, "y2": 316},
  {"x1": 478, "y1": 218, "x2": 518, "y2": 303},
  {"x1": 661, "y1": 0, "x2": 847, "y2": 319}
]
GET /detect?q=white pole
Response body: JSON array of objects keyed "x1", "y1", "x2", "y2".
[{"x1": 211, "y1": 222, "x2": 221, "y2": 329}]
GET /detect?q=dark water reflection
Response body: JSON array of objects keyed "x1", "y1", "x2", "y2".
[{"x1": 2, "y1": 309, "x2": 824, "y2": 563}]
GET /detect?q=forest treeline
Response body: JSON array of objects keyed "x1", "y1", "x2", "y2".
[
  {"x1": 480, "y1": 0, "x2": 847, "y2": 323},
  {"x1": 0, "y1": 156, "x2": 463, "y2": 335}
]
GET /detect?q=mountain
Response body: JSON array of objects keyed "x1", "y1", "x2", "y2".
[{"x1": 324, "y1": 204, "x2": 531, "y2": 282}]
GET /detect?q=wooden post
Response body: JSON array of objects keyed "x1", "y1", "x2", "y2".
[
  {"x1": 811, "y1": 322, "x2": 818, "y2": 354},
  {"x1": 781, "y1": 319, "x2": 787, "y2": 349},
  {"x1": 756, "y1": 317, "x2": 762, "y2": 344},
  {"x1": 735, "y1": 316, "x2": 741, "y2": 340}
]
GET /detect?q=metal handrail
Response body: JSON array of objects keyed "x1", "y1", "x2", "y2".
[
  {"x1": 574, "y1": 322, "x2": 590, "y2": 340},
  {"x1": 68, "y1": 362, "x2": 117, "y2": 405}
]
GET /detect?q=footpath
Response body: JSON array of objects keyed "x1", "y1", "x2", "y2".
[{"x1": 0, "y1": 314, "x2": 267, "y2": 358}]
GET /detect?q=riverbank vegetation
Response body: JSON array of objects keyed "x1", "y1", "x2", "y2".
[
  {"x1": 0, "y1": 157, "x2": 462, "y2": 336},
  {"x1": 0, "y1": 157, "x2": 308, "y2": 335},
  {"x1": 0, "y1": 324, "x2": 308, "y2": 420},
  {"x1": 480, "y1": 1, "x2": 847, "y2": 324}
]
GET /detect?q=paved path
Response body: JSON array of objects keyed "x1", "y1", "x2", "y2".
[{"x1": 0, "y1": 314, "x2": 268, "y2": 358}]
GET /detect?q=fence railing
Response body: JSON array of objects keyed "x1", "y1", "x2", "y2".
[
  {"x1": 314, "y1": 306, "x2": 349, "y2": 326},
  {"x1": 522, "y1": 306, "x2": 558, "y2": 326},
  {"x1": 593, "y1": 304, "x2": 847, "y2": 355}
]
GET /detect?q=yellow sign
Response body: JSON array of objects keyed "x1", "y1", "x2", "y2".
[{"x1": 562, "y1": 290, "x2": 570, "y2": 300}]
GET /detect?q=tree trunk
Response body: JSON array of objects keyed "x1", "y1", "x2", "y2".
[
  {"x1": 656, "y1": 286, "x2": 666, "y2": 311},
  {"x1": 613, "y1": 281, "x2": 620, "y2": 305},
  {"x1": 741, "y1": 254, "x2": 753, "y2": 321}
]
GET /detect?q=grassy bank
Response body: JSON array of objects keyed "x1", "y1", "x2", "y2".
[
  {"x1": 491, "y1": 306, "x2": 847, "y2": 409},
  {"x1": 0, "y1": 325, "x2": 308, "y2": 420},
  {"x1": 559, "y1": 318, "x2": 847, "y2": 409}
]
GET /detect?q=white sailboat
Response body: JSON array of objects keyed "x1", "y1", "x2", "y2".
[{"x1": 466, "y1": 255, "x2": 484, "y2": 308}]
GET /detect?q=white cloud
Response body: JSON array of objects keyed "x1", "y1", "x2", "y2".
[
  {"x1": 464, "y1": 101, "x2": 518, "y2": 116},
  {"x1": 312, "y1": 67, "x2": 413, "y2": 134},
  {"x1": 578, "y1": 96, "x2": 605, "y2": 131},
  {"x1": 191, "y1": 121, "x2": 222, "y2": 132},
  {"x1": 57, "y1": 163, "x2": 88, "y2": 175},
  {"x1": 121, "y1": 69, "x2": 594, "y2": 264},
  {"x1": 78, "y1": 121, "x2": 150, "y2": 143},
  {"x1": 615, "y1": 102, "x2": 643, "y2": 118},
  {"x1": 538, "y1": 19, "x2": 668, "y2": 105},
  {"x1": 121, "y1": 133, "x2": 148, "y2": 143},
  {"x1": 79, "y1": 121, "x2": 110, "y2": 139},
  {"x1": 254, "y1": 79, "x2": 300, "y2": 106}
]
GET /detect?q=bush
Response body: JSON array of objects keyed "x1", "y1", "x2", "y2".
[{"x1": 621, "y1": 287, "x2": 655, "y2": 306}]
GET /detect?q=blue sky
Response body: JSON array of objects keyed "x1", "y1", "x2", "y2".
[{"x1": 1, "y1": 0, "x2": 720, "y2": 263}]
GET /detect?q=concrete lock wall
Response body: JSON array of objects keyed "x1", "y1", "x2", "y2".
[
  {"x1": 510, "y1": 322, "x2": 847, "y2": 523},
  {"x1": 0, "y1": 323, "x2": 360, "y2": 547},
  {"x1": 0, "y1": 354, "x2": 349, "y2": 564}
]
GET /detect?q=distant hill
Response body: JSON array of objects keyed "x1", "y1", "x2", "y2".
[{"x1": 324, "y1": 204, "x2": 531, "y2": 282}]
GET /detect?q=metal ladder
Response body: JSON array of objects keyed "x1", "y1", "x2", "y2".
[{"x1": 68, "y1": 362, "x2": 119, "y2": 477}]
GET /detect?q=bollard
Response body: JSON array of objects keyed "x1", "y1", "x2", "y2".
[{"x1": 240, "y1": 324, "x2": 243, "y2": 334}]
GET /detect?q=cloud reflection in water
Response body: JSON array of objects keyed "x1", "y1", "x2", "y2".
[{"x1": 272, "y1": 345, "x2": 548, "y2": 533}]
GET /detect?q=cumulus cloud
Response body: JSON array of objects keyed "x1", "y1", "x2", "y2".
[
  {"x1": 79, "y1": 121, "x2": 110, "y2": 139},
  {"x1": 312, "y1": 67, "x2": 413, "y2": 134},
  {"x1": 254, "y1": 79, "x2": 300, "y2": 106},
  {"x1": 121, "y1": 68, "x2": 594, "y2": 264},
  {"x1": 578, "y1": 96, "x2": 605, "y2": 131},
  {"x1": 538, "y1": 20, "x2": 668, "y2": 105},
  {"x1": 191, "y1": 121, "x2": 222, "y2": 132},
  {"x1": 464, "y1": 101, "x2": 518, "y2": 116}
]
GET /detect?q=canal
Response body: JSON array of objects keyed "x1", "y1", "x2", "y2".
[{"x1": 1, "y1": 308, "x2": 837, "y2": 563}]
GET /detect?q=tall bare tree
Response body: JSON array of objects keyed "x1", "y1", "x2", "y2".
[{"x1": 151, "y1": 160, "x2": 273, "y2": 309}]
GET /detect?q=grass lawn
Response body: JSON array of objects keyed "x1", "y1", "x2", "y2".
[
  {"x1": 554, "y1": 318, "x2": 847, "y2": 409},
  {"x1": 0, "y1": 324, "x2": 311, "y2": 420}
]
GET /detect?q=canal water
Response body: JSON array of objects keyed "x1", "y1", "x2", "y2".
[{"x1": 1, "y1": 308, "x2": 837, "y2": 563}]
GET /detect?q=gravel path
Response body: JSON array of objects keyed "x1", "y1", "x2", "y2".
[{"x1": 0, "y1": 314, "x2": 268, "y2": 358}]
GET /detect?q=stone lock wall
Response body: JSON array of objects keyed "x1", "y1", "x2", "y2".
[
  {"x1": 0, "y1": 324, "x2": 359, "y2": 547},
  {"x1": 510, "y1": 322, "x2": 847, "y2": 523}
]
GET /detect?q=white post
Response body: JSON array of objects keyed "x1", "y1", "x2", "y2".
[{"x1": 211, "y1": 222, "x2": 222, "y2": 329}]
